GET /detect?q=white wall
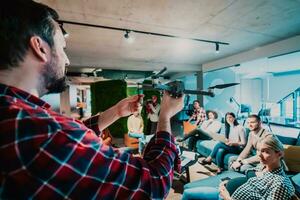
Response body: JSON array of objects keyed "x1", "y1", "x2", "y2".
[
  {"x1": 265, "y1": 73, "x2": 300, "y2": 102},
  {"x1": 240, "y1": 78, "x2": 262, "y2": 114}
]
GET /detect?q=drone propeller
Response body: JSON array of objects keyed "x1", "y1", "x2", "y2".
[
  {"x1": 208, "y1": 83, "x2": 239, "y2": 90},
  {"x1": 150, "y1": 67, "x2": 167, "y2": 79},
  {"x1": 183, "y1": 89, "x2": 215, "y2": 97}
]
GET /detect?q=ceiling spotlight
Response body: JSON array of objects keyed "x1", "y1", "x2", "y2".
[
  {"x1": 124, "y1": 30, "x2": 130, "y2": 39},
  {"x1": 124, "y1": 30, "x2": 135, "y2": 43},
  {"x1": 92, "y1": 68, "x2": 102, "y2": 77},
  {"x1": 215, "y1": 43, "x2": 220, "y2": 53},
  {"x1": 60, "y1": 20, "x2": 230, "y2": 47}
]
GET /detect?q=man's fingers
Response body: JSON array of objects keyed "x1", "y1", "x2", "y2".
[{"x1": 127, "y1": 94, "x2": 144, "y2": 103}]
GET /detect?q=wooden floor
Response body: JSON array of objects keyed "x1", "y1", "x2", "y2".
[
  {"x1": 166, "y1": 156, "x2": 217, "y2": 199},
  {"x1": 111, "y1": 120, "x2": 300, "y2": 199},
  {"x1": 113, "y1": 138, "x2": 217, "y2": 199}
]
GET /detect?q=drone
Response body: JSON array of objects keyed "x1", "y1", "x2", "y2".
[{"x1": 137, "y1": 67, "x2": 239, "y2": 98}]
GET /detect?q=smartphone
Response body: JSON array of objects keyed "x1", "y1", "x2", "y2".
[{"x1": 220, "y1": 177, "x2": 231, "y2": 182}]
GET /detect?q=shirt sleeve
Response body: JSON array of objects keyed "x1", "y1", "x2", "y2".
[
  {"x1": 209, "y1": 121, "x2": 222, "y2": 133},
  {"x1": 267, "y1": 182, "x2": 293, "y2": 200},
  {"x1": 139, "y1": 118, "x2": 144, "y2": 133},
  {"x1": 239, "y1": 126, "x2": 247, "y2": 146},
  {"x1": 26, "y1": 118, "x2": 180, "y2": 199},
  {"x1": 238, "y1": 133, "x2": 253, "y2": 161},
  {"x1": 127, "y1": 116, "x2": 133, "y2": 133},
  {"x1": 82, "y1": 114, "x2": 101, "y2": 136},
  {"x1": 239, "y1": 133, "x2": 260, "y2": 164}
]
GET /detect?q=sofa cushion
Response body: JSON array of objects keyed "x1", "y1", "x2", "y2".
[
  {"x1": 277, "y1": 135, "x2": 297, "y2": 145},
  {"x1": 291, "y1": 173, "x2": 300, "y2": 196},
  {"x1": 184, "y1": 170, "x2": 245, "y2": 189},
  {"x1": 284, "y1": 145, "x2": 300, "y2": 172}
]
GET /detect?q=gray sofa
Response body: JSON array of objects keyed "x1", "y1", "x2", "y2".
[
  {"x1": 183, "y1": 170, "x2": 300, "y2": 199},
  {"x1": 195, "y1": 129, "x2": 300, "y2": 169}
]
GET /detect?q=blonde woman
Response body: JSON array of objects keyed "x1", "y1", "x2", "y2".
[
  {"x1": 182, "y1": 136, "x2": 296, "y2": 200},
  {"x1": 220, "y1": 135, "x2": 295, "y2": 200}
]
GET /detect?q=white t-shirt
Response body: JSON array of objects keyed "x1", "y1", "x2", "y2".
[
  {"x1": 228, "y1": 124, "x2": 246, "y2": 145},
  {"x1": 148, "y1": 104, "x2": 160, "y2": 122},
  {"x1": 200, "y1": 119, "x2": 222, "y2": 133},
  {"x1": 127, "y1": 115, "x2": 144, "y2": 133}
]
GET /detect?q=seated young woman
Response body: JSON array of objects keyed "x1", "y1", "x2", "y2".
[
  {"x1": 177, "y1": 110, "x2": 222, "y2": 151},
  {"x1": 182, "y1": 135, "x2": 296, "y2": 200},
  {"x1": 220, "y1": 135, "x2": 295, "y2": 200},
  {"x1": 200, "y1": 112, "x2": 246, "y2": 173}
]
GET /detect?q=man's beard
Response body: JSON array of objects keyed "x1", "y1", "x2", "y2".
[
  {"x1": 45, "y1": 76, "x2": 68, "y2": 94},
  {"x1": 40, "y1": 51, "x2": 68, "y2": 95},
  {"x1": 251, "y1": 126, "x2": 260, "y2": 132}
]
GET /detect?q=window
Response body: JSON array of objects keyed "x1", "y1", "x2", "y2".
[{"x1": 282, "y1": 93, "x2": 294, "y2": 119}]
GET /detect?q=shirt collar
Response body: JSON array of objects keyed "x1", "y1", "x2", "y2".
[
  {"x1": 266, "y1": 165, "x2": 284, "y2": 175},
  {"x1": 252, "y1": 127, "x2": 265, "y2": 137},
  {"x1": 0, "y1": 83, "x2": 51, "y2": 109},
  {"x1": 260, "y1": 164, "x2": 284, "y2": 175}
]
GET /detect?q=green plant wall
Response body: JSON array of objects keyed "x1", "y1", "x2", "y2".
[
  {"x1": 125, "y1": 82, "x2": 161, "y2": 134},
  {"x1": 91, "y1": 80, "x2": 127, "y2": 138},
  {"x1": 91, "y1": 80, "x2": 161, "y2": 137}
]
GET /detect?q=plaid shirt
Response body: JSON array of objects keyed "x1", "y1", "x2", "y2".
[
  {"x1": 232, "y1": 165, "x2": 295, "y2": 200},
  {"x1": 0, "y1": 83, "x2": 180, "y2": 200},
  {"x1": 191, "y1": 107, "x2": 206, "y2": 126}
]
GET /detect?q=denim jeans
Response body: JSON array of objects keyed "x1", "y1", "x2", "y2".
[
  {"x1": 209, "y1": 142, "x2": 243, "y2": 169},
  {"x1": 128, "y1": 132, "x2": 145, "y2": 154}
]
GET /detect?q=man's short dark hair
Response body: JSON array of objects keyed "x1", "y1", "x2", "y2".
[
  {"x1": 0, "y1": 0, "x2": 59, "y2": 69},
  {"x1": 248, "y1": 114, "x2": 261, "y2": 122}
]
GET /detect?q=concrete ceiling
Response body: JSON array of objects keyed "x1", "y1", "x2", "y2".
[{"x1": 37, "y1": 0, "x2": 300, "y2": 74}]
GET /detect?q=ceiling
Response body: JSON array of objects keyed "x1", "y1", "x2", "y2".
[{"x1": 37, "y1": 0, "x2": 300, "y2": 75}]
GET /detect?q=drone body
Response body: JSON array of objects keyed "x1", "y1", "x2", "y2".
[{"x1": 137, "y1": 67, "x2": 239, "y2": 98}]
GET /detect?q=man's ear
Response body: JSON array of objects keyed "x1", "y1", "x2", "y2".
[{"x1": 29, "y1": 36, "x2": 49, "y2": 63}]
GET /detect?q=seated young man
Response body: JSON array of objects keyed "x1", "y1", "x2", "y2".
[
  {"x1": 127, "y1": 109, "x2": 145, "y2": 154},
  {"x1": 187, "y1": 100, "x2": 206, "y2": 126},
  {"x1": 229, "y1": 114, "x2": 273, "y2": 173}
]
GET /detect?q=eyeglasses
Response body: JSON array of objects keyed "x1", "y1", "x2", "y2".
[{"x1": 57, "y1": 21, "x2": 69, "y2": 37}]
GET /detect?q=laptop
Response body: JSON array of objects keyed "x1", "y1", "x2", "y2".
[{"x1": 200, "y1": 129, "x2": 228, "y2": 143}]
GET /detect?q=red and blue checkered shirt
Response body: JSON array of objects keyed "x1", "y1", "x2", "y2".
[{"x1": 0, "y1": 83, "x2": 180, "y2": 199}]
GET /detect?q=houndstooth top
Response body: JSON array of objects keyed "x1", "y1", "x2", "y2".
[{"x1": 231, "y1": 165, "x2": 295, "y2": 200}]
